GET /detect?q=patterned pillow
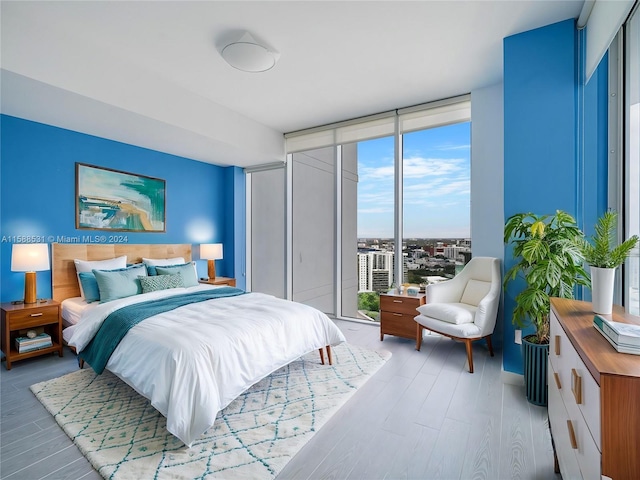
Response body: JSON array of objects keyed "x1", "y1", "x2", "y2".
[{"x1": 139, "y1": 273, "x2": 185, "y2": 293}]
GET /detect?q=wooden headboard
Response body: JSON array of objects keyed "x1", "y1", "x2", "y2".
[{"x1": 52, "y1": 243, "x2": 192, "y2": 302}]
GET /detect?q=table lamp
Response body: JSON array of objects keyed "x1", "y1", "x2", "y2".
[
  {"x1": 200, "y1": 243, "x2": 223, "y2": 280},
  {"x1": 11, "y1": 243, "x2": 50, "y2": 304}
]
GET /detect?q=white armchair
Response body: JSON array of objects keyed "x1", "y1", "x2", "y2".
[{"x1": 414, "y1": 256, "x2": 501, "y2": 373}]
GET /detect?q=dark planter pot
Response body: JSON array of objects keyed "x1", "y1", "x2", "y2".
[{"x1": 522, "y1": 336, "x2": 548, "y2": 406}]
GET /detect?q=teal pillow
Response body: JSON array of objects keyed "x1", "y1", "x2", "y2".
[
  {"x1": 139, "y1": 273, "x2": 184, "y2": 293},
  {"x1": 155, "y1": 262, "x2": 198, "y2": 287},
  {"x1": 93, "y1": 264, "x2": 148, "y2": 303},
  {"x1": 78, "y1": 272, "x2": 100, "y2": 303},
  {"x1": 146, "y1": 265, "x2": 158, "y2": 276}
]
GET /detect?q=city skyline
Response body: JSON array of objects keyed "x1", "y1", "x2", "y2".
[{"x1": 357, "y1": 121, "x2": 471, "y2": 239}]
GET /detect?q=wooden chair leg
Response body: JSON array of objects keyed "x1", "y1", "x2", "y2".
[
  {"x1": 319, "y1": 348, "x2": 325, "y2": 365},
  {"x1": 486, "y1": 335, "x2": 494, "y2": 357},
  {"x1": 465, "y1": 339, "x2": 474, "y2": 373},
  {"x1": 326, "y1": 345, "x2": 333, "y2": 365},
  {"x1": 416, "y1": 323, "x2": 423, "y2": 351}
]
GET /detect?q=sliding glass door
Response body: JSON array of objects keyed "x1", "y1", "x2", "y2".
[{"x1": 342, "y1": 136, "x2": 395, "y2": 322}]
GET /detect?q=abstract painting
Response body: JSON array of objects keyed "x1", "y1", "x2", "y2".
[{"x1": 76, "y1": 163, "x2": 165, "y2": 232}]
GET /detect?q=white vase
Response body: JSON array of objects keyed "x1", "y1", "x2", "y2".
[{"x1": 590, "y1": 266, "x2": 616, "y2": 315}]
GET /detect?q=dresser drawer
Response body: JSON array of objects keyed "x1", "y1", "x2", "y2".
[
  {"x1": 7, "y1": 306, "x2": 59, "y2": 329},
  {"x1": 550, "y1": 311, "x2": 601, "y2": 450},
  {"x1": 548, "y1": 364, "x2": 582, "y2": 479},
  {"x1": 380, "y1": 295, "x2": 422, "y2": 315},
  {"x1": 549, "y1": 360, "x2": 602, "y2": 480}
]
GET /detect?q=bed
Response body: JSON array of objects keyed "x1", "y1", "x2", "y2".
[{"x1": 52, "y1": 243, "x2": 346, "y2": 447}]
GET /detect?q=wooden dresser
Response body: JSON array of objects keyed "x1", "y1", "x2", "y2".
[
  {"x1": 549, "y1": 298, "x2": 640, "y2": 480},
  {"x1": 379, "y1": 291, "x2": 426, "y2": 341}
]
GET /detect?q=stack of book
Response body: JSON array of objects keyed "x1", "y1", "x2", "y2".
[
  {"x1": 593, "y1": 315, "x2": 640, "y2": 355},
  {"x1": 14, "y1": 332, "x2": 52, "y2": 354}
]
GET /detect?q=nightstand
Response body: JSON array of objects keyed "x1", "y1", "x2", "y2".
[
  {"x1": 198, "y1": 277, "x2": 237, "y2": 287},
  {"x1": 1, "y1": 300, "x2": 63, "y2": 370},
  {"x1": 380, "y1": 292, "x2": 426, "y2": 341}
]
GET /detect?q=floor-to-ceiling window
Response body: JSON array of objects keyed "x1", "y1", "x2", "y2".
[
  {"x1": 402, "y1": 122, "x2": 471, "y2": 289},
  {"x1": 625, "y1": 4, "x2": 640, "y2": 314},
  {"x1": 347, "y1": 136, "x2": 395, "y2": 321},
  {"x1": 279, "y1": 96, "x2": 471, "y2": 322}
]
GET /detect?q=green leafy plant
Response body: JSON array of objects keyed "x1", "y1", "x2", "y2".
[
  {"x1": 581, "y1": 211, "x2": 639, "y2": 268},
  {"x1": 504, "y1": 210, "x2": 590, "y2": 344}
]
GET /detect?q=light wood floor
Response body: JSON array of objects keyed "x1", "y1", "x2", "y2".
[{"x1": 1, "y1": 319, "x2": 559, "y2": 480}]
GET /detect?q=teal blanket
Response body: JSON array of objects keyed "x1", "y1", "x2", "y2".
[{"x1": 80, "y1": 287, "x2": 246, "y2": 374}]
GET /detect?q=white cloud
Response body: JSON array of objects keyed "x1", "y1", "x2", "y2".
[
  {"x1": 360, "y1": 156, "x2": 466, "y2": 181},
  {"x1": 404, "y1": 178, "x2": 470, "y2": 198},
  {"x1": 437, "y1": 143, "x2": 471, "y2": 151},
  {"x1": 358, "y1": 207, "x2": 394, "y2": 214}
]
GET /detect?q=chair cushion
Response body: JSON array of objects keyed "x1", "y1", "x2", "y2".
[
  {"x1": 416, "y1": 302, "x2": 477, "y2": 325},
  {"x1": 460, "y1": 279, "x2": 491, "y2": 306}
]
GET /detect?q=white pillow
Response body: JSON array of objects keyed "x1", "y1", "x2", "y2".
[
  {"x1": 74, "y1": 256, "x2": 127, "y2": 299},
  {"x1": 142, "y1": 257, "x2": 185, "y2": 267},
  {"x1": 460, "y1": 279, "x2": 491, "y2": 306},
  {"x1": 416, "y1": 303, "x2": 476, "y2": 325}
]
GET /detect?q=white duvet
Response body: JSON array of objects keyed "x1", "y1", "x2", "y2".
[{"x1": 68, "y1": 285, "x2": 346, "y2": 447}]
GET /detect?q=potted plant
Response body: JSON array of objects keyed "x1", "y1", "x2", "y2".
[
  {"x1": 504, "y1": 210, "x2": 590, "y2": 405},
  {"x1": 580, "y1": 210, "x2": 639, "y2": 314}
]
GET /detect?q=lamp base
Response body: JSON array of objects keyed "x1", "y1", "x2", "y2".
[
  {"x1": 207, "y1": 260, "x2": 217, "y2": 281},
  {"x1": 24, "y1": 271, "x2": 37, "y2": 304}
]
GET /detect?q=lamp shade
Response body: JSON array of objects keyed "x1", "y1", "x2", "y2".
[
  {"x1": 200, "y1": 243, "x2": 223, "y2": 260},
  {"x1": 11, "y1": 243, "x2": 50, "y2": 272}
]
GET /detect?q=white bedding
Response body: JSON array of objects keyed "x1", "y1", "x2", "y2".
[
  {"x1": 62, "y1": 297, "x2": 98, "y2": 344},
  {"x1": 61, "y1": 296, "x2": 96, "y2": 326},
  {"x1": 68, "y1": 285, "x2": 346, "y2": 447}
]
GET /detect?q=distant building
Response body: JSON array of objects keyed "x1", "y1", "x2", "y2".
[
  {"x1": 357, "y1": 249, "x2": 410, "y2": 292},
  {"x1": 358, "y1": 251, "x2": 393, "y2": 292}
]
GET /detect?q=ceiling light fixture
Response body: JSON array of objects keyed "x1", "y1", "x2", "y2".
[{"x1": 221, "y1": 32, "x2": 279, "y2": 73}]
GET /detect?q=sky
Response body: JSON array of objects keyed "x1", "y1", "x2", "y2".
[{"x1": 357, "y1": 121, "x2": 470, "y2": 239}]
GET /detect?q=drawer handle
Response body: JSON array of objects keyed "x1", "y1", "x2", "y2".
[
  {"x1": 555, "y1": 335, "x2": 561, "y2": 355},
  {"x1": 554, "y1": 372, "x2": 561, "y2": 389},
  {"x1": 393, "y1": 313, "x2": 403, "y2": 317},
  {"x1": 567, "y1": 420, "x2": 578, "y2": 449},
  {"x1": 571, "y1": 368, "x2": 582, "y2": 405},
  {"x1": 392, "y1": 300, "x2": 403, "y2": 303},
  {"x1": 30, "y1": 313, "x2": 43, "y2": 317}
]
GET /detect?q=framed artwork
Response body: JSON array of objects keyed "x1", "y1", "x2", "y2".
[{"x1": 76, "y1": 163, "x2": 166, "y2": 232}]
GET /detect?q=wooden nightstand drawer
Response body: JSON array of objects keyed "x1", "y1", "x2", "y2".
[
  {"x1": 7, "y1": 306, "x2": 59, "y2": 329},
  {"x1": 380, "y1": 292, "x2": 426, "y2": 341},
  {"x1": 380, "y1": 295, "x2": 423, "y2": 315},
  {"x1": 380, "y1": 311, "x2": 417, "y2": 338}
]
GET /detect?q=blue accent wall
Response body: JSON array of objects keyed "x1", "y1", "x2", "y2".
[
  {"x1": 0, "y1": 115, "x2": 244, "y2": 302},
  {"x1": 503, "y1": 19, "x2": 610, "y2": 374},
  {"x1": 503, "y1": 19, "x2": 578, "y2": 374}
]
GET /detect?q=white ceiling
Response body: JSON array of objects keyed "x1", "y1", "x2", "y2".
[{"x1": 1, "y1": 1, "x2": 584, "y2": 167}]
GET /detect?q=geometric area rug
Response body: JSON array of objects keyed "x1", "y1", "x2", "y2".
[{"x1": 31, "y1": 343, "x2": 391, "y2": 480}]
